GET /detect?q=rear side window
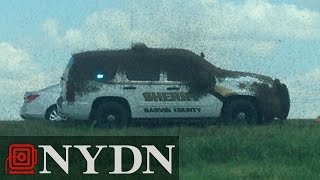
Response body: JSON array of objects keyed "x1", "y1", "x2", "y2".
[
  {"x1": 166, "y1": 60, "x2": 192, "y2": 82},
  {"x1": 92, "y1": 69, "x2": 117, "y2": 82},
  {"x1": 63, "y1": 57, "x2": 75, "y2": 80},
  {"x1": 66, "y1": 57, "x2": 75, "y2": 68},
  {"x1": 167, "y1": 70, "x2": 191, "y2": 82},
  {"x1": 125, "y1": 55, "x2": 160, "y2": 81},
  {"x1": 69, "y1": 56, "x2": 118, "y2": 82}
]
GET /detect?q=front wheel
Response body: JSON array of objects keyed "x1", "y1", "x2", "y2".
[
  {"x1": 91, "y1": 101, "x2": 130, "y2": 128},
  {"x1": 222, "y1": 99, "x2": 260, "y2": 124}
]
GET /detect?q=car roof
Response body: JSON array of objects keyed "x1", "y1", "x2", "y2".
[
  {"x1": 71, "y1": 45, "x2": 214, "y2": 78},
  {"x1": 69, "y1": 44, "x2": 272, "y2": 94},
  {"x1": 73, "y1": 46, "x2": 201, "y2": 61}
]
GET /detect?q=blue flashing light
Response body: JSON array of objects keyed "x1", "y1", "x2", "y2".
[{"x1": 96, "y1": 74, "x2": 104, "y2": 79}]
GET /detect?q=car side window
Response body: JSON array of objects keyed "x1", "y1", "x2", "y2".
[
  {"x1": 166, "y1": 64, "x2": 192, "y2": 82},
  {"x1": 167, "y1": 70, "x2": 190, "y2": 82},
  {"x1": 92, "y1": 67, "x2": 117, "y2": 82},
  {"x1": 125, "y1": 55, "x2": 160, "y2": 81},
  {"x1": 126, "y1": 68, "x2": 160, "y2": 81},
  {"x1": 92, "y1": 56, "x2": 119, "y2": 82},
  {"x1": 93, "y1": 71, "x2": 113, "y2": 82}
]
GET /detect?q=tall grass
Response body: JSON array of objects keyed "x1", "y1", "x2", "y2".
[{"x1": 0, "y1": 119, "x2": 319, "y2": 179}]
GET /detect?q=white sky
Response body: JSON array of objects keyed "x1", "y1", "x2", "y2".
[{"x1": 0, "y1": 0, "x2": 319, "y2": 119}]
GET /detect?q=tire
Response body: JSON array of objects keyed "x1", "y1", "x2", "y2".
[
  {"x1": 45, "y1": 105, "x2": 62, "y2": 121},
  {"x1": 91, "y1": 101, "x2": 130, "y2": 128},
  {"x1": 264, "y1": 115, "x2": 275, "y2": 123},
  {"x1": 278, "y1": 84, "x2": 290, "y2": 120},
  {"x1": 222, "y1": 99, "x2": 260, "y2": 124}
]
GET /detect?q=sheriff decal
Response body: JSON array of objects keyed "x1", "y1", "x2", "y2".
[{"x1": 143, "y1": 92, "x2": 199, "y2": 102}]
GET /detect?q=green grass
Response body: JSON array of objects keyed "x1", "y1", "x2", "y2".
[{"x1": 1, "y1": 119, "x2": 320, "y2": 179}]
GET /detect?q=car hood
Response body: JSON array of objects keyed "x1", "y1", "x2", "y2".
[{"x1": 214, "y1": 71, "x2": 274, "y2": 96}]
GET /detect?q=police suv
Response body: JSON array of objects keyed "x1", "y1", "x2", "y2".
[{"x1": 58, "y1": 44, "x2": 290, "y2": 127}]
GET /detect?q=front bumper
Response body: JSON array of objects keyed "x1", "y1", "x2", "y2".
[
  {"x1": 274, "y1": 80, "x2": 290, "y2": 119},
  {"x1": 253, "y1": 79, "x2": 290, "y2": 120}
]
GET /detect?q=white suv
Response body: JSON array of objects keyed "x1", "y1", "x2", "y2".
[{"x1": 58, "y1": 44, "x2": 290, "y2": 127}]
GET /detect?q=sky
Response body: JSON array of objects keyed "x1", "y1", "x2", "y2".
[{"x1": 0, "y1": 0, "x2": 319, "y2": 120}]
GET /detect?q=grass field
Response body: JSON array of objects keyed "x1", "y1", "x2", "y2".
[{"x1": 0, "y1": 119, "x2": 320, "y2": 179}]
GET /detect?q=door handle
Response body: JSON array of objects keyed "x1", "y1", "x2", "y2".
[
  {"x1": 167, "y1": 87, "x2": 180, "y2": 90},
  {"x1": 123, "y1": 86, "x2": 136, "y2": 90}
]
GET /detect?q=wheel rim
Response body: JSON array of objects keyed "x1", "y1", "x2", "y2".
[
  {"x1": 94, "y1": 103, "x2": 129, "y2": 128},
  {"x1": 49, "y1": 109, "x2": 62, "y2": 121},
  {"x1": 232, "y1": 107, "x2": 255, "y2": 123},
  {"x1": 236, "y1": 112, "x2": 246, "y2": 121},
  {"x1": 103, "y1": 109, "x2": 121, "y2": 123},
  {"x1": 106, "y1": 114, "x2": 116, "y2": 122}
]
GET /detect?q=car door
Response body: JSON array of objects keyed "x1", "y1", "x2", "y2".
[
  {"x1": 122, "y1": 58, "x2": 171, "y2": 119},
  {"x1": 163, "y1": 71, "x2": 223, "y2": 118}
]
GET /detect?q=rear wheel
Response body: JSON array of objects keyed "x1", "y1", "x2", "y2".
[
  {"x1": 92, "y1": 101, "x2": 130, "y2": 128},
  {"x1": 264, "y1": 115, "x2": 275, "y2": 123},
  {"x1": 222, "y1": 99, "x2": 260, "y2": 124},
  {"x1": 45, "y1": 105, "x2": 63, "y2": 121}
]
